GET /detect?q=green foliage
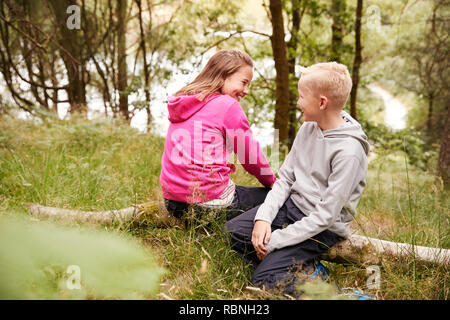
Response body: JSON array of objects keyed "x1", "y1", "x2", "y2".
[
  {"x1": 360, "y1": 0, "x2": 449, "y2": 145},
  {"x1": 1, "y1": 0, "x2": 449, "y2": 301},
  {"x1": 360, "y1": 119, "x2": 438, "y2": 171},
  {"x1": 0, "y1": 214, "x2": 164, "y2": 300}
]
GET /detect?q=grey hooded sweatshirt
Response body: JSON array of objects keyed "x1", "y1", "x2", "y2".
[{"x1": 255, "y1": 111, "x2": 370, "y2": 254}]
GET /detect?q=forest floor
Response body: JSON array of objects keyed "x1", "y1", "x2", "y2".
[{"x1": 0, "y1": 117, "x2": 448, "y2": 300}]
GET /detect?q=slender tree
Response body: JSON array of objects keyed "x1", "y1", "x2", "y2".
[
  {"x1": 438, "y1": 100, "x2": 450, "y2": 188},
  {"x1": 263, "y1": 0, "x2": 325, "y2": 147},
  {"x1": 269, "y1": 0, "x2": 290, "y2": 146},
  {"x1": 287, "y1": 0, "x2": 305, "y2": 148},
  {"x1": 136, "y1": 0, "x2": 151, "y2": 127},
  {"x1": 117, "y1": 0, "x2": 129, "y2": 122},
  {"x1": 80, "y1": 0, "x2": 114, "y2": 117},
  {"x1": 49, "y1": 0, "x2": 88, "y2": 115},
  {"x1": 330, "y1": 0, "x2": 346, "y2": 63},
  {"x1": 350, "y1": 0, "x2": 362, "y2": 120},
  {"x1": 0, "y1": 0, "x2": 68, "y2": 115},
  {"x1": 395, "y1": 0, "x2": 449, "y2": 144}
]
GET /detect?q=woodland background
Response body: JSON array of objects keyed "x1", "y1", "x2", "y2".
[{"x1": 0, "y1": 0, "x2": 448, "y2": 300}]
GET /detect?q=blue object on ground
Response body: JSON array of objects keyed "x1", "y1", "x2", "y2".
[
  {"x1": 307, "y1": 260, "x2": 376, "y2": 300},
  {"x1": 342, "y1": 288, "x2": 376, "y2": 300},
  {"x1": 309, "y1": 260, "x2": 330, "y2": 281}
]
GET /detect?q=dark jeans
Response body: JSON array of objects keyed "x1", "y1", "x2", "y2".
[
  {"x1": 224, "y1": 197, "x2": 342, "y2": 295},
  {"x1": 164, "y1": 185, "x2": 271, "y2": 223}
]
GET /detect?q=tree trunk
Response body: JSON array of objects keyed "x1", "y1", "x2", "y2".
[
  {"x1": 49, "y1": 0, "x2": 87, "y2": 115},
  {"x1": 25, "y1": 202, "x2": 450, "y2": 266},
  {"x1": 50, "y1": 54, "x2": 59, "y2": 114},
  {"x1": 117, "y1": 0, "x2": 129, "y2": 122},
  {"x1": 22, "y1": 6, "x2": 46, "y2": 109},
  {"x1": 330, "y1": 0, "x2": 346, "y2": 63},
  {"x1": 438, "y1": 100, "x2": 450, "y2": 188},
  {"x1": 349, "y1": 0, "x2": 363, "y2": 120},
  {"x1": 287, "y1": 0, "x2": 304, "y2": 149},
  {"x1": 269, "y1": 0, "x2": 290, "y2": 146},
  {"x1": 136, "y1": 0, "x2": 152, "y2": 130},
  {"x1": 426, "y1": 93, "x2": 434, "y2": 135}
]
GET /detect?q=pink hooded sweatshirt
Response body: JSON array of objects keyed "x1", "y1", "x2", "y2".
[{"x1": 160, "y1": 94, "x2": 277, "y2": 203}]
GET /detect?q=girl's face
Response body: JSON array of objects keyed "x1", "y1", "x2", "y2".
[{"x1": 221, "y1": 65, "x2": 253, "y2": 102}]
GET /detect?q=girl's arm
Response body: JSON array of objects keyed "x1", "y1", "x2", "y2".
[{"x1": 223, "y1": 102, "x2": 276, "y2": 188}]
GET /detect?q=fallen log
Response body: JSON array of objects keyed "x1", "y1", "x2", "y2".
[
  {"x1": 24, "y1": 202, "x2": 449, "y2": 266},
  {"x1": 24, "y1": 202, "x2": 137, "y2": 224},
  {"x1": 320, "y1": 234, "x2": 449, "y2": 266},
  {"x1": 23, "y1": 201, "x2": 181, "y2": 228}
]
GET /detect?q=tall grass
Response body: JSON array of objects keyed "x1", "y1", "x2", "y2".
[
  {"x1": 0, "y1": 117, "x2": 165, "y2": 299},
  {"x1": 0, "y1": 118, "x2": 164, "y2": 210},
  {"x1": 0, "y1": 116, "x2": 448, "y2": 300},
  {"x1": 331, "y1": 148, "x2": 449, "y2": 300},
  {"x1": 403, "y1": 140, "x2": 418, "y2": 295}
]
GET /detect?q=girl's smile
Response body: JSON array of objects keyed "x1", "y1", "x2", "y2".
[{"x1": 221, "y1": 65, "x2": 253, "y2": 102}]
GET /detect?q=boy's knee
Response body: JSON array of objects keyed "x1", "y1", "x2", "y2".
[
  {"x1": 251, "y1": 271, "x2": 283, "y2": 289},
  {"x1": 223, "y1": 214, "x2": 254, "y2": 236},
  {"x1": 223, "y1": 219, "x2": 238, "y2": 235},
  {"x1": 222, "y1": 220, "x2": 232, "y2": 234}
]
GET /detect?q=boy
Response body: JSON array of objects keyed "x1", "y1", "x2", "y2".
[{"x1": 224, "y1": 62, "x2": 370, "y2": 295}]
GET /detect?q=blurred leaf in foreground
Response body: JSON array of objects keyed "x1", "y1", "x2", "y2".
[{"x1": 0, "y1": 215, "x2": 164, "y2": 299}]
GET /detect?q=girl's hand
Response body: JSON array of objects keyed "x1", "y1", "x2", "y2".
[{"x1": 251, "y1": 220, "x2": 271, "y2": 260}]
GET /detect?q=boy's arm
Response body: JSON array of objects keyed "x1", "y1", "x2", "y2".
[
  {"x1": 251, "y1": 146, "x2": 297, "y2": 260},
  {"x1": 253, "y1": 138, "x2": 298, "y2": 224},
  {"x1": 265, "y1": 155, "x2": 365, "y2": 254},
  {"x1": 251, "y1": 130, "x2": 302, "y2": 260}
]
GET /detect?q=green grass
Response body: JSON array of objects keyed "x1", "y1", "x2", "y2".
[
  {"x1": 0, "y1": 116, "x2": 448, "y2": 300},
  {"x1": 356, "y1": 150, "x2": 449, "y2": 249},
  {"x1": 331, "y1": 149, "x2": 449, "y2": 300}
]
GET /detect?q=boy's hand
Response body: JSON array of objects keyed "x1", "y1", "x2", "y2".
[{"x1": 252, "y1": 220, "x2": 271, "y2": 260}]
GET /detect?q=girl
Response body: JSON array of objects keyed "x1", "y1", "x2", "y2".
[{"x1": 160, "y1": 49, "x2": 276, "y2": 222}]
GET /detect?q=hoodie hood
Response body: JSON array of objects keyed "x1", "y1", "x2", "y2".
[
  {"x1": 322, "y1": 110, "x2": 370, "y2": 155},
  {"x1": 167, "y1": 94, "x2": 219, "y2": 123}
]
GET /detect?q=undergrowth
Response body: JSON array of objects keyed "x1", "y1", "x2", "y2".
[{"x1": 0, "y1": 116, "x2": 448, "y2": 300}]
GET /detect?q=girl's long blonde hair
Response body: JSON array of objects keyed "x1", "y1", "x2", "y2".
[{"x1": 175, "y1": 49, "x2": 253, "y2": 101}]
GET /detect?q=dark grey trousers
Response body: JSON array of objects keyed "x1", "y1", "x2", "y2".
[
  {"x1": 224, "y1": 197, "x2": 342, "y2": 295},
  {"x1": 164, "y1": 185, "x2": 272, "y2": 222}
]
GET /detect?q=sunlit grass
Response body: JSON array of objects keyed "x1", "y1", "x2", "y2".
[
  {"x1": 355, "y1": 150, "x2": 449, "y2": 248},
  {"x1": 333, "y1": 149, "x2": 449, "y2": 300}
]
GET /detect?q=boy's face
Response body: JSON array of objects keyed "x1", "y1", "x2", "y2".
[{"x1": 297, "y1": 79, "x2": 322, "y2": 122}]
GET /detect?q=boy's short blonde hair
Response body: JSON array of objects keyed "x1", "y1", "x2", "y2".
[{"x1": 299, "y1": 62, "x2": 352, "y2": 110}]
